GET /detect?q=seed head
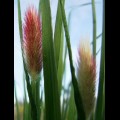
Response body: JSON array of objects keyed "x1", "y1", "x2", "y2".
[
  {"x1": 77, "y1": 39, "x2": 96, "y2": 118},
  {"x1": 23, "y1": 6, "x2": 42, "y2": 79}
]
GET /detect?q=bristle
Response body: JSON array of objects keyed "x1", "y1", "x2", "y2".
[
  {"x1": 77, "y1": 39, "x2": 96, "y2": 118},
  {"x1": 23, "y1": 6, "x2": 42, "y2": 79}
]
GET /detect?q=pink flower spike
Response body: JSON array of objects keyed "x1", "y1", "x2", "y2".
[{"x1": 23, "y1": 6, "x2": 42, "y2": 79}]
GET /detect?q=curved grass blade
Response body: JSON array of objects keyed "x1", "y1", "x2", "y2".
[
  {"x1": 17, "y1": 0, "x2": 38, "y2": 120},
  {"x1": 69, "y1": 2, "x2": 99, "y2": 10},
  {"x1": 95, "y1": 0, "x2": 105, "y2": 119},
  {"x1": 69, "y1": 2, "x2": 92, "y2": 10},
  {"x1": 59, "y1": 1, "x2": 86, "y2": 119},
  {"x1": 41, "y1": 0, "x2": 61, "y2": 120}
]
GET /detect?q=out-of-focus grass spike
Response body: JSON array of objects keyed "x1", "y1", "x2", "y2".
[{"x1": 78, "y1": 39, "x2": 96, "y2": 119}]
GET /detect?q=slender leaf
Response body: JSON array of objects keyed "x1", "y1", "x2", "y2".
[
  {"x1": 102, "y1": 78, "x2": 105, "y2": 120},
  {"x1": 70, "y1": 2, "x2": 92, "y2": 10},
  {"x1": 67, "y1": 86, "x2": 77, "y2": 120},
  {"x1": 41, "y1": 0, "x2": 61, "y2": 120},
  {"x1": 18, "y1": 0, "x2": 22, "y2": 42},
  {"x1": 54, "y1": 0, "x2": 65, "y2": 69},
  {"x1": 59, "y1": 1, "x2": 86, "y2": 119},
  {"x1": 54, "y1": 1, "x2": 67, "y2": 93},
  {"x1": 95, "y1": 0, "x2": 105, "y2": 119},
  {"x1": 69, "y1": 2, "x2": 101, "y2": 10},
  {"x1": 28, "y1": 103, "x2": 32, "y2": 120},
  {"x1": 57, "y1": 28, "x2": 64, "y2": 92}
]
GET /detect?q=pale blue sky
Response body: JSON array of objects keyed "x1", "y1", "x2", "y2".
[{"x1": 14, "y1": 0, "x2": 103, "y2": 102}]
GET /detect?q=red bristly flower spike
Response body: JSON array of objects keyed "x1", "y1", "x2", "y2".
[{"x1": 23, "y1": 6, "x2": 42, "y2": 79}]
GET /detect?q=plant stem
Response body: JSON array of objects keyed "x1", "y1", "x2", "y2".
[
  {"x1": 14, "y1": 83, "x2": 20, "y2": 120},
  {"x1": 31, "y1": 76, "x2": 40, "y2": 120},
  {"x1": 92, "y1": 0, "x2": 97, "y2": 60}
]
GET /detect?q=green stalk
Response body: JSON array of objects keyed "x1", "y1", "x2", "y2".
[
  {"x1": 23, "y1": 72, "x2": 28, "y2": 120},
  {"x1": 102, "y1": 78, "x2": 105, "y2": 120},
  {"x1": 59, "y1": 1, "x2": 86, "y2": 119},
  {"x1": 36, "y1": 77, "x2": 40, "y2": 120},
  {"x1": 31, "y1": 76, "x2": 40, "y2": 120},
  {"x1": 92, "y1": 0, "x2": 97, "y2": 60},
  {"x1": 14, "y1": 83, "x2": 20, "y2": 120},
  {"x1": 95, "y1": 0, "x2": 105, "y2": 119},
  {"x1": 24, "y1": 69, "x2": 37, "y2": 120}
]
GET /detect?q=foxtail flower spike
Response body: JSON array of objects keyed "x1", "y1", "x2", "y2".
[
  {"x1": 23, "y1": 6, "x2": 42, "y2": 80},
  {"x1": 77, "y1": 39, "x2": 96, "y2": 119}
]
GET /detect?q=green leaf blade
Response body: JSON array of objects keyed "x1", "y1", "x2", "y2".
[
  {"x1": 95, "y1": 0, "x2": 105, "y2": 119},
  {"x1": 41, "y1": 0, "x2": 61, "y2": 120}
]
